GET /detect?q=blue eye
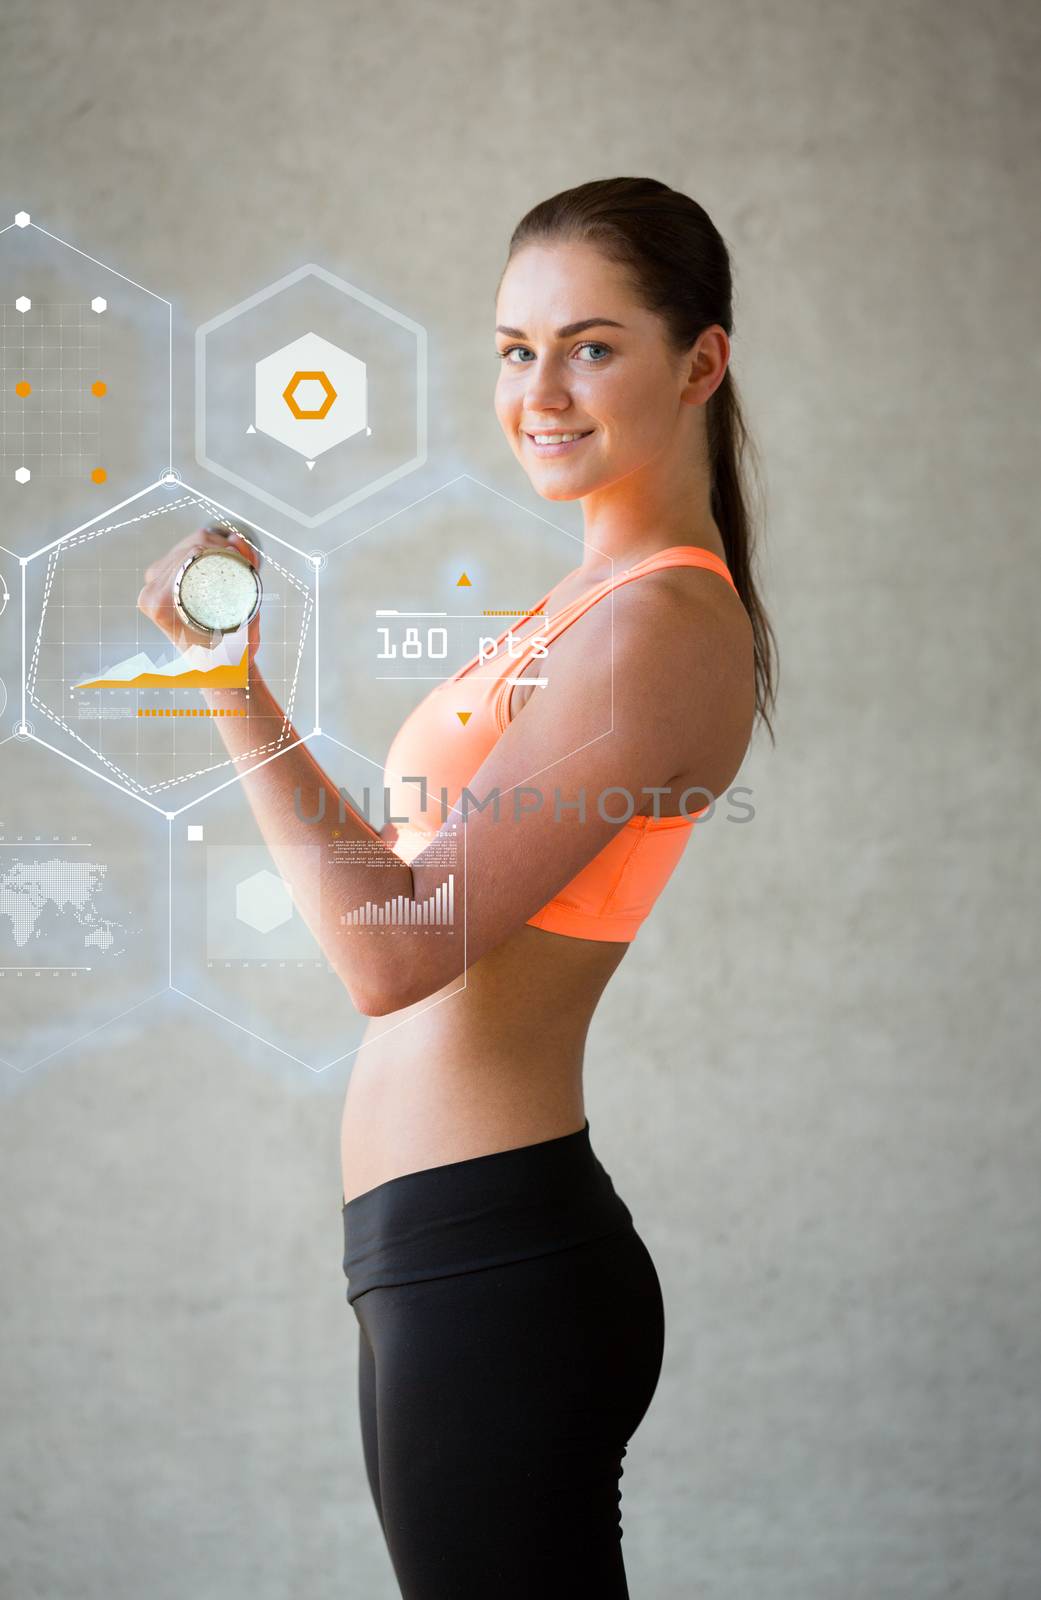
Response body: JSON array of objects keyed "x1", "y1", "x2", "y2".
[{"x1": 496, "y1": 341, "x2": 612, "y2": 365}]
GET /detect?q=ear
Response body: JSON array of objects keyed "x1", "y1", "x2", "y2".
[{"x1": 680, "y1": 324, "x2": 730, "y2": 407}]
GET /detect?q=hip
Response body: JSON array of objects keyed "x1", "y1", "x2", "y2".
[
  {"x1": 340, "y1": 1030, "x2": 587, "y2": 1205},
  {"x1": 341, "y1": 1116, "x2": 638, "y2": 1306}
]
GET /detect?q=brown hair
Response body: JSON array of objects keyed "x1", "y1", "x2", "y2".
[{"x1": 503, "y1": 177, "x2": 779, "y2": 744}]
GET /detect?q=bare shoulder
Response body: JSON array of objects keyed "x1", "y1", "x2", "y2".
[
  {"x1": 611, "y1": 561, "x2": 756, "y2": 794},
  {"x1": 609, "y1": 559, "x2": 754, "y2": 675},
  {"x1": 506, "y1": 559, "x2": 755, "y2": 800}
]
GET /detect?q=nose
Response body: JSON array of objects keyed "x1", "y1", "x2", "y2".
[{"x1": 521, "y1": 357, "x2": 572, "y2": 414}]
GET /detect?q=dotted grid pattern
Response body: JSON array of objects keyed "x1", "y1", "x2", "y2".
[
  {"x1": 0, "y1": 302, "x2": 102, "y2": 478},
  {"x1": 25, "y1": 493, "x2": 314, "y2": 795},
  {"x1": 0, "y1": 856, "x2": 118, "y2": 962}
]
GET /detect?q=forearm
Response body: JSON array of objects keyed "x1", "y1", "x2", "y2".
[{"x1": 200, "y1": 669, "x2": 417, "y2": 1013}]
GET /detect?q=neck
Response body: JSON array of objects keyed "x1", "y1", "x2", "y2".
[{"x1": 576, "y1": 430, "x2": 723, "y2": 573}]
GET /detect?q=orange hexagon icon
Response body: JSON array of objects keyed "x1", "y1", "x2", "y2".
[{"x1": 282, "y1": 369, "x2": 337, "y2": 420}]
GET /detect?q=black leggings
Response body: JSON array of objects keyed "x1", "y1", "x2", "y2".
[{"x1": 340, "y1": 1119, "x2": 665, "y2": 1599}]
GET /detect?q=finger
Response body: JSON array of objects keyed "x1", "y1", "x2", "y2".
[
  {"x1": 218, "y1": 520, "x2": 261, "y2": 566},
  {"x1": 190, "y1": 526, "x2": 235, "y2": 559},
  {"x1": 194, "y1": 523, "x2": 263, "y2": 571},
  {"x1": 192, "y1": 522, "x2": 247, "y2": 558},
  {"x1": 224, "y1": 531, "x2": 261, "y2": 569}
]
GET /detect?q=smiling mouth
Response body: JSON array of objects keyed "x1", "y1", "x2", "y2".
[{"x1": 524, "y1": 429, "x2": 595, "y2": 450}]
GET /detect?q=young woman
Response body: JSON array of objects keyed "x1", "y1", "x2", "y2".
[{"x1": 139, "y1": 176, "x2": 777, "y2": 1598}]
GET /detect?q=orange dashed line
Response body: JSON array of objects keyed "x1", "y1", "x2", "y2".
[
  {"x1": 137, "y1": 706, "x2": 246, "y2": 717},
  {"x1": 481, "y1": 608, "x2": 546, "y2": 616}
]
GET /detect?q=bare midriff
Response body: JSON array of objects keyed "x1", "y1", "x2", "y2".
[
  {"x1": 339, "y1": 924, "x2": 629, "y2": 1204},
  {"x1": 339, "y1": 546, "x2": 733, "y2": 1205}
]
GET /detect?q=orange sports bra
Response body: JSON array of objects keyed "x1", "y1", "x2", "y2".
[{"x1": 382, "y1": 545, "x2": 739, "y2": 942}]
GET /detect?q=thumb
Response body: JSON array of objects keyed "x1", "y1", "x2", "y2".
[
  {"x1": 207, "y1": 524, "x2": 260, "y2": 569},
  {"x1": 227, "y1": 530, "x2": 261, "y2": 569}
]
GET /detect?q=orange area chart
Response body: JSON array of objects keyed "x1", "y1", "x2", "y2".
[{"x1": 73, "y1": 627, "x2": 250, "y2": 691}]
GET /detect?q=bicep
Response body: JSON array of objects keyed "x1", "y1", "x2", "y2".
[{"x1": 400, "y1": 584, "x2": 751, "y2": 1003}]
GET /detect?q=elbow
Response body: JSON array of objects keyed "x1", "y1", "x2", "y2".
[
  {"x1": 351, "y1": 985, "x2": 396, "y2": 1018},
  {"x1": 350, "y1": 972, "x2": 415, "y2": 1017},
  {"x1": 342, "y1": 915, "x2": 456, "y2": 1017},
  {"x1": 351, "y1": 964, "x2": 452, "y2": 1018},
  {"x1": 337, "y1": 929, "x2": 404, "y2": 1017}
]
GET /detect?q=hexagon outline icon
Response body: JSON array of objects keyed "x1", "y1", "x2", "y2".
[
  {"x1": 20, "y1": 475, "x2": 321, "y2": 819},
  {"x1": 235, "y1": 867, "x2": 295, "y2": 934},
  {"x1": 255, "y1": 332, "x2": 366, "y2": 457},
  {"x1": 195, "y1": 262, "x2": 427, "y2": 529},
  {"x1": 283, "y1": 369, "x2": 337, "y2": 421}
]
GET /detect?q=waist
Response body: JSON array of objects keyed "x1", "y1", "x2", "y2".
[{"x1": 341, "y1": 1117, "x2": 634, "y2": 1305}]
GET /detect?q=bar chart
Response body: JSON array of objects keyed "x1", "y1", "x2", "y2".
[{"x1": 342, "y1": 873, "x2": 454, "y2": 928}]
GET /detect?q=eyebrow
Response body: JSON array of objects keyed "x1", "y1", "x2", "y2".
[{"x1": 495, "y1": 317, "x2": 625, "y2": 340}]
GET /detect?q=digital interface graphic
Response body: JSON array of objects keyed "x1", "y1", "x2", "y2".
[
  {"x1": 1, "y1": 851, "x2": 126, "y2": 960},
  {"x1": 204, "y1": 842, "x2": 323, "y2": 962},
  {"x1": 0, "y1": 211, "x2": 171, "y2": 557},
  {"x1": 197, "y1": 262, "x2": 426, "y2": 528},
  {"x1": 22, "y1": 482, "x2": 316, "y2": 806},
  {"x1": 0, "y1": 294, "x2": 105, "y2": 485},
  {"x1": 0, "y1": 737, "x2": 166, "y2": 1074},
  {"x1": 1, "y1": 210, "x2": 609, "y2": 1075}
]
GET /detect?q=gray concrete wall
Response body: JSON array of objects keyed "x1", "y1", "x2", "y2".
[{"x1": 1, "y1": 1, "x2": 1038, "y2": 1595}]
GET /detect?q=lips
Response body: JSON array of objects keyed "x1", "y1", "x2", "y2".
[
  {"x1": 524, "y1": 430, "x2": 593, "y2": 442},
  {"x1": 523, "y1": 429, "x2": 594, "y2": 456}
]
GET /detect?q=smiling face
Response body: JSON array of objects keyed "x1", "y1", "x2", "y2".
[{"x1": 494, "y1": 238, "x2": 694, "y2": 502}]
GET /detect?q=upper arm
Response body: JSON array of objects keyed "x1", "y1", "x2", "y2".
[{"x1": 392, "y1": 578, "x2": 753, "y2": 1008}]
